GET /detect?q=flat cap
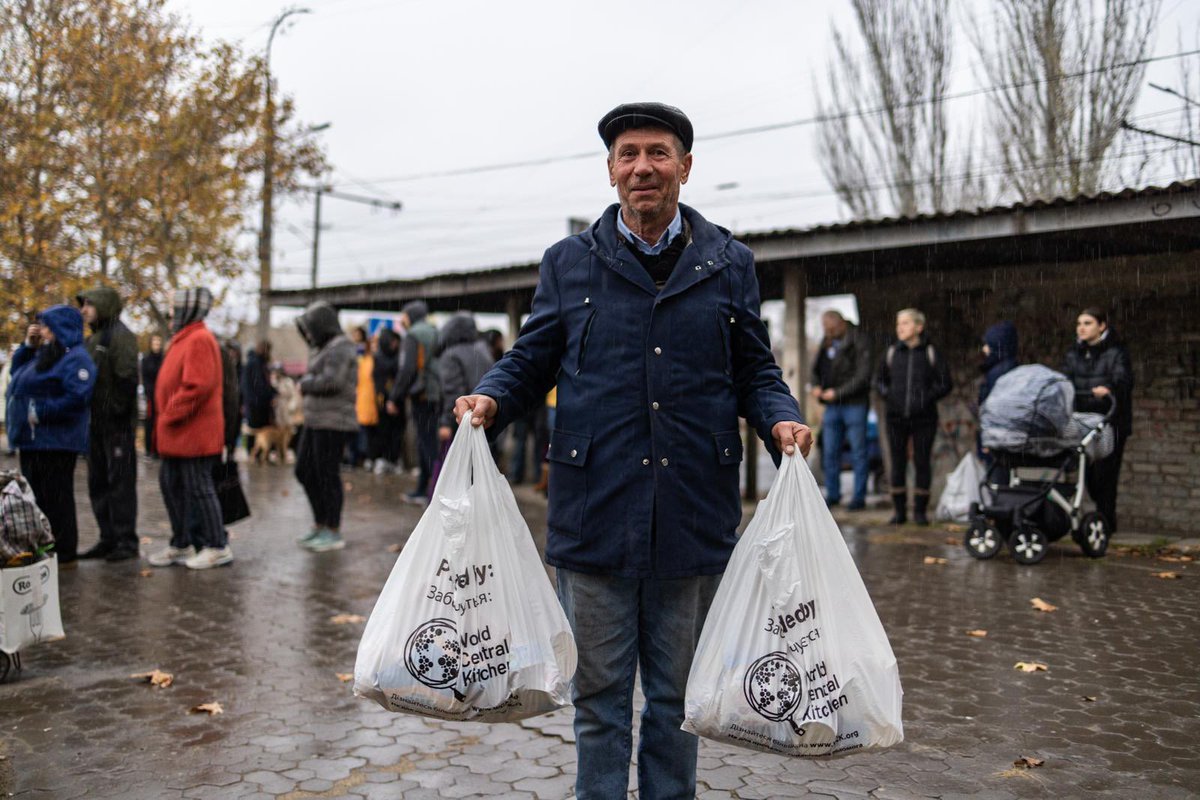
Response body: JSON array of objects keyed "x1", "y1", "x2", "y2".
[{"x1": 598, "y1": 102, "x2": 693, "y2": 153}]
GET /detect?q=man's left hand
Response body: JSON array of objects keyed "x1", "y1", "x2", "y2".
[
  {"x1": 438, "y1": 425, "x2": 452, "y2": 442},
  {"x1": 773, "y1": 421, "x2": 813, "y2": 458},
  {"x1": 820, "y1": 388, "x2": 836, "y2": 402}
]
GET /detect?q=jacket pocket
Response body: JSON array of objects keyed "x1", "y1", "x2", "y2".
[
  {"x1": 575, "y1": 307, "x2": 597, "y2": 375},
  {"x1": 546, "y1": 429, "x2": 591, "y2": 537},
  {"x1": 713, "y1": 430, "x2": 743, "y2": 465}
]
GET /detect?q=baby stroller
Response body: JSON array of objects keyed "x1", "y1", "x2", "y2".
[{"x1": 965, "y1": 365, "x2": 1115, "y2": 566}]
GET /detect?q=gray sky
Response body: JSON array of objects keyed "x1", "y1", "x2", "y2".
[{"x1": 171, "y1": 0, "x2": 1200, "y2": 300}]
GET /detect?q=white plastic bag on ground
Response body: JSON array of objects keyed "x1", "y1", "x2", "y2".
[
  {"x1": 354, "y1": 417, "x2": 576, "y2": 722},
  {"x1": 683, "y1": 453, "x2": 903, "y2": 757},
  {"x1": 935, "y1": 452, "x2": 985, "y2": 522}
]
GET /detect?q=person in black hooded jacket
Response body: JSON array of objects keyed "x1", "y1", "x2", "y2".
[
  {"x1": 875, "y1": 308, "x2": 952, "y2": 525},
  {"x1": 370, "y1": 326, "x2": 404, "y2": 472},
  {"x1": 1062, "y1": 307, "x2": 1133, "y2": 532}
]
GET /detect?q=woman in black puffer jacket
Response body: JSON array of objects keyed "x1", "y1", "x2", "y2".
[{"x1": 1062, "y1": 307, "x2": 1133, "y2": 532}]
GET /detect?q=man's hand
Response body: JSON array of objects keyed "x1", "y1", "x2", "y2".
[
  {"x1": 386, "y1": 400, "x2": 400, "y2": 416},
  {"x1": 773, "y1": 421, "x2": 813, "y2": 458},
  {"x1": 438, "y1": 425, "x2": 452, "y2": 442},
  {"x1": 820, "y1": 388, "x2": 836, "y2": 402},
  {"x1": 1092, "y1": 386, "x2": 1111, "y2": 398},
  {"x1": 809, "y1": 386, "x2": 822, "y2": 400},
  {"x1": 25, "y1": 324, "x2": 40, "y2": 347},
  {"x1": 454, "y1": 394, "x2": 497, "y2": 428}
]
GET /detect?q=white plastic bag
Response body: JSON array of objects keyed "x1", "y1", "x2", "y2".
[
  {"x1": 1, "y1": 555, "x2": 65, "y2": 655},
  {"x1": 354, "y1": 416, "x2": 576, "y2": 722},
  {"x1": 935, "y1": 452, "x2": 985, "y2": 522},
  {"x1": 683, "y1": 453, "x2": 903, "y2": 757}
]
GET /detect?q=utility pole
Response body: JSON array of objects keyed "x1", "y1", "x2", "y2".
[
  {"x1": 306, "y1": 187, "x2": 402, "y2": 289},
  {"x1": 257, "y1": 6, "x2": 311, "y2": 342}
]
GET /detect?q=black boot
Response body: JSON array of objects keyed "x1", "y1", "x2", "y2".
[
  {"x1": 79, "y1": 542, "x2": 114, "y2": 560},
  {"x1": 913, "y1": 493, "x2": 930, "y2": 526},
  {"x1": 888, "y1": 492, "x2": 907, "y2": 525}
]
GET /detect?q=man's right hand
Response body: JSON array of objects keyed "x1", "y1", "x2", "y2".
[
  {"x1": 454, "y1": 394, "x2": 497, "y2": 428},
  {"x1": 25, "y1": 324, "x2": 40, "y2": 347}
]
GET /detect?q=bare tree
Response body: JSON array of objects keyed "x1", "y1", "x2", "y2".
[
  {"x1": 972, "y1": 0, "x2": 1161, "y2": 201},
  {"x1": 815, "y1": 0, "x2": 972, "y2": 218}
]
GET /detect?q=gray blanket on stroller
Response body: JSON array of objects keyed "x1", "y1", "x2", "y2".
[{"x1": 980, "y1": 365, "x2": 1076, "y2": 457}]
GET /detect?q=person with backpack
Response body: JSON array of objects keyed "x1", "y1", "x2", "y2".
[
  {"x1": 294, "y1": 302, "x2": 358, "y2": 552},
  {"x1": 5, "y1": 306, "x2": 96, "y2": 566},
  {"x1": 76, "y1": 287, "x2": 141, "y2": 562},
  {"x1": 875, "y1": 308, "x2": 951, "y2": 525},
  {"x1": 386, "y1": 300, "x2": 439, "y2": 506}
]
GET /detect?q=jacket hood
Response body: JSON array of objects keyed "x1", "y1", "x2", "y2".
[
  {"x1": 402, "y1": 300, "x2": 429, "y2": 323},
  {"x1": 296, "y1": 302, "x2": 342, "y2": 348},
  {"x1": 439, "y1": 312, "x2": 479, "y2": 349},
  {"x1": 77, "y1": 287, "x2": 122, "y2": 322},
  {"x1": 377, "y1": 326, "x2": 401, "y2": 353},
  {"x1": 983, "y1": 321, "x2": 1018, "y2": 364},
  {"x1": 38, "y1": 304, "x2": 85, "y2": 348}
]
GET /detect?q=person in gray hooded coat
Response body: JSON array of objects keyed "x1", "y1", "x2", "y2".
[
  {"x1": 436, "y1": 312, "x2": 495, "y2": 437},
  {"x1": 294, "y1": 302, "x2": 357, "y2": 552}
]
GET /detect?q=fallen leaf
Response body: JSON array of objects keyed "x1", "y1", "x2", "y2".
[
  {"x1": 189, "y1": 702, "x2": 223, "y2": 715},
  {"x1": 1014, "y1": 661, "x2": 1048, "y2": 672},
  {"x1": 944, "y1": 536, "x2": 959, "y2": 545},
  {"x1": 1082, "y1": 695, "x2": 1097, "y2": 702},
  {"x1": 344, "y1": 481, "x2": 354, "y2": 491},
  {"x1": 386, "y1": 543, "x2": 402, "y2": 553},
  {"x1": 1013, "y1": 756, "x2": 1045, "y2": 769},
  {"x1": 1179, "y1": 555, "x2": 1194, "y2": 562},
  {"x1": 966, "y1": 629, "x2": 988, "y2": 638},
  {"x1": 329, "y1": 613, "x2": 366, "y2": 625},
  {"x1": 923, "y1": 556, "x2": 948, "y2": 565},
  {"x1": 140, "y1": 536, "x2": 153, "y2": 545},
  {"x1": 1152, "y1": 571, "x2": 1182, "y2": 579},
  {"x1": 1030, "y1": 597, "x2": 1058, "y2": 612},
  {"x1": 139, "y1": 569, "x2": 153, "y2": 578},
  {"x1": 336, "y1": 673, "x2": 354, "y2": 683},
  {"x1": 131, "y1": 669, "x2": 174, "y2": 688},
  {"x1": 944, "y1": 524, "x2": 965, "y2": 533},
  {"x1": 1157, "y1": 555, "x2": 1184, "y2": 563}
]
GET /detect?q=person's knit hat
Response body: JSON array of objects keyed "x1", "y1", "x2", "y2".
[
  {"x1": 172, "y1": 288, "x2": 213, "y2": 332},
  {"x1": 598, "y1": 102, "x2": 693, "y2": 153}
]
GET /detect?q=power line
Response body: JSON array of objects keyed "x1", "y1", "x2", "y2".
[
  {"x1": 1121, "y1": 120, "x2": 1200, "y2": 147},
  {"x1": 331, "y1": 47, "x2": 1200, "y2": 188}
]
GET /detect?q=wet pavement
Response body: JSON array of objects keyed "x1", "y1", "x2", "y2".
[{"x1": 1, "y1": 451, "x2": 1197, "y2": 799}]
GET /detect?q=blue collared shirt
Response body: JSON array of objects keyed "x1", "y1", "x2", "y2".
[{"x1": 616, "y1": 207, "x2": 683, "y2": 255}]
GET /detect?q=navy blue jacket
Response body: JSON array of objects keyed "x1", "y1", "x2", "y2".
[
  {"x1": 474, "y1": 204, "x2": 801, "y2": 578},
  {"x1": 979, "y1": 321, "x2": 1018, "y2": 405},
  {"x1": 5, "y1": 305, "x2": 96, "y2": 454}
]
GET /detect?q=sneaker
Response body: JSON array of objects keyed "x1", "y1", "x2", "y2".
[
  {"x1": 148, "y1": 546, "x2": 194, "y2": 567},
  {"x1": 825, "y1": 497, "x2": 841, "y2": 508},
  {"x1": 362, "y1": 459, "x2": 374, "y2": 472},
  {"x1": 373, "y1": 459, "x2": 392, "y2": 476},
  {"x1": 305, "y1": 530, "x2": 346, "y2": 552},
  {"x1": 401, "y1": 492, "x2": 428, "y2": 507},
  {"x1": 185, "y1": 546, "x2": 234, "y2": 570},
  {"x1": 846, "y1": 499, "x2": 866, "y2": 511},
  {"x1": 297, "y1": 526, "x2": 323, "y2": 546}
]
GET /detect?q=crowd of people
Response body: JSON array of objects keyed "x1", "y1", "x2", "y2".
[{"x1": 809, "y1": 306, "x2": 1132, "y2": 530}]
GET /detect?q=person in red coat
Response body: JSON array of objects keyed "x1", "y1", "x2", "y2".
[{"x1": 147, "y1": 288, "x2": 232, "y2": 570}]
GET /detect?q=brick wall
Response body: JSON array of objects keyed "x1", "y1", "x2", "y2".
[{"x1": 836, "y1": 250, "x2": 1199, "y2": 534}]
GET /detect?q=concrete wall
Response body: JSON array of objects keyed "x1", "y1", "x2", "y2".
[{"x1": 835, "y1": 250, "x2": 1199, "y2": 534}]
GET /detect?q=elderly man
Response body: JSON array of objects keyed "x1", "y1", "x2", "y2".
[
  {"x1": 456, "y1": 103, "x2": 811, "y2": 799},
  {"x1": 810, "y1": 309, "x2": 872, "y2": 510}
]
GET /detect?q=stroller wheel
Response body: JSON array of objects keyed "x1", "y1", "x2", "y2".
[
  {"x1": 964, "y1": 517, "x2": 1002, "y2": 560},
  {"x1": 1074, "y1": 512, "x2": 1110, "y2": 558},
  {"x1": 1009, "y1": 524, "x2": 1049, "y2": 565}
]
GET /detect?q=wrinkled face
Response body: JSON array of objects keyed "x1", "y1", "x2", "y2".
[
  {"x1": 1076, "y1": 313, "x2": 1106, "y2": 343},
  {"x1": 81, "y1": 302, "x2": 98, "y2": 326},
  {"x1": 896, "y1": 313, "x2": 923, "y2": 342},
  {"x1": 607, "y1": 128, "x2": 692, "y2": 223}
]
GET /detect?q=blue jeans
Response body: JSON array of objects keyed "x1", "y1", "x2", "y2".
[
  {"x1": 822, "y1": 403, "x2": 869, "y2": 504},
  {"x1": 556, "y1": 568, "x2": 722, "y2": 800}
]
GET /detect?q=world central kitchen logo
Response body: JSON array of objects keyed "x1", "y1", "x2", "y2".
[{"x1": 404, "y1": 618, "x2": 512, "y2": 702}]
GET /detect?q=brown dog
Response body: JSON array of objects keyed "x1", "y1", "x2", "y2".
[{"x1": 249, "y1": 425, "x2": 292, "y2": 465}]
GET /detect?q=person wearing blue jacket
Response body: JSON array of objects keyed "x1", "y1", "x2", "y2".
[
  {"x1": 456, "y1": 103, "x2": 811, "y2": 800},
  {"x1": 5, "y1": 305, "x2": 97, "y2": 565}
]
